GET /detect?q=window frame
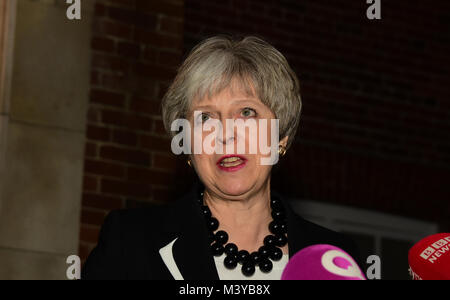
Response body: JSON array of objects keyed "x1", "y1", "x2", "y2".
[{"x1": 288, "y1": 199, "x2": 438, "y2": 255}]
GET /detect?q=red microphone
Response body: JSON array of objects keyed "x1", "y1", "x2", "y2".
[{"x1": 408, "y1": 233, "x2": 450, "y2": 280}]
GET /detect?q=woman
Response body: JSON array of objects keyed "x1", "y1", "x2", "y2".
[{"x1": 82, "y1": 36, "x2": 360, "y2": 280}]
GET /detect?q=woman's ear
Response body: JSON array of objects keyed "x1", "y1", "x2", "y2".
[{"x1": 279, "y1": 136, "x2": 289, "y2": 148}]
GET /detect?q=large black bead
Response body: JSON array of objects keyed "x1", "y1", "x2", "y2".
[
  {"x1": 274, "y1": 234, "x2": 288, "y2": 247},
  {"x1": 270, "y1": 198, "x2": 284, "y2": 211},
  {"x1": 237, "y1": 250, "x2": 250, "y2": 264},
  {"x1": 211, "y1": 242, "x2": 224, "y2": 256},
  {"x1": 269, "y1": 221, "x2": 287, "y2": 235},
  {"x1": 269, "y1": 246, "x2": 283, "y2": 261},
  {"x1": 207, "y1": 217, "x2": 219, "y2": 232},
  {"x1": 263, "y1": 235, "x2": 277, "y2": 247},
  {"x1": 270, "y1": 198, "x2": 279, "y2": 208},
  {"x1": 259, "y1": 258, "x2": 273, "y2": 273},
  {"x1": 271, "y1": 210, "x2": 286, "y2": 221},
  {"x1": 225, "y1": 243, "x2": 238, "y2": 256},
  {"x1": 258, "y1": 245, "x2": 271, "y2": 258},
  {"x1": 224, "y1": 255, "x2": 238, "y2": 269},
  {"x1": 200, "y1": 205, "x2": 211, "y2": 218},
  {"x1": 214, "y1": 230, "x2": 229, "y2": 244},
  {"x1": 241, "y1": 261, "x2": 256, "y2": 276},
  {"x1": 249, "y1": 251, "x2": 262, "y2": 265}
]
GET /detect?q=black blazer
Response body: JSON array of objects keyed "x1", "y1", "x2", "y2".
[{"x1": 82, "y1": 185, "x2": 361, "y2": 280}]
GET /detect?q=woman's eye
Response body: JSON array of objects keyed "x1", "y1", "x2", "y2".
[
  {"x1": 201, "y1": 113, "x2": 210, "y2": 123},
  {"x1": 241, "y1": 107, "x2": 257, "y2": 118}
]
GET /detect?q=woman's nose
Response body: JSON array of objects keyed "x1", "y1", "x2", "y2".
[
  {"x1": 217, "y1": 120, "x2": 236, "y2": 145},
  {"x1": 217, "y1": 130, "x2": 235, "y2": 144}
]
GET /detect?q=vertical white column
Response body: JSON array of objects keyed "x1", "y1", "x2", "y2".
[{"x1": 0, "y1": 0, "x2": 94, "y2": 279}]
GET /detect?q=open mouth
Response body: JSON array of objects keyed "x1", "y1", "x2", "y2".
[{"x1": 217, "y1": 155, "x2": 247, "y2": 171}]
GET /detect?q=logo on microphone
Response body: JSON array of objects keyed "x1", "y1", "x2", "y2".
[
  {"x1": 419, "y1": 236, "x2": 450, "y2": 264},
  {"x1": 321, "y1": 249, "x2": 366, "y2": 280},
  {"x1": 432, "y1": 239, "x2": 448, "y2": 249},
  {"x1": 420, "y1": 247, "x2": 436, "y2": 260}
]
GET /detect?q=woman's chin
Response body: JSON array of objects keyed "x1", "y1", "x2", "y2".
[{"x1": 215, "y1": 180, "x2": 252, "y2": 197}]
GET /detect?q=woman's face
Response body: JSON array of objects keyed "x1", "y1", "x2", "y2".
[{"x1": 187, "y1": 85, "x2": 288, "y2": 200}]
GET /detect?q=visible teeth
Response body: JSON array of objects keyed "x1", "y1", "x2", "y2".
[
  {"x1": 222, "y1": 157, "x2": 241, "y2": 163},
  {"x1": 221, "y1": 161, "x2": 242, "y2": 167},
  {"x1": 220, "y1": 157, "x2": 244, "y2": 167}
]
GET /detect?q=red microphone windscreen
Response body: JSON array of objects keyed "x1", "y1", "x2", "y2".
[{"x1": 408, "y1": 233, "x2": 450, "y2": 280}]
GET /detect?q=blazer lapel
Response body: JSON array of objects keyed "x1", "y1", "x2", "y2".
[
  {"x1": 159, "y1": 185, "x2": 220, "y2": 280},
  {"x1": 171, "y1": 225, "x2": 220, "y2": 280},
  {"x1": 159, "y1": 237, "x2": 183, "y2": 280},
  {"x1": 272, "y1": 190, "x2": 308, "y2": 258},
  {"x1": 286, "y1": 205, "x2": 308, "y2": 258}
]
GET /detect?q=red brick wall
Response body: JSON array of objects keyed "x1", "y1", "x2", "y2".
[
  {"x1": 80, "y1": 0, "x2": 450, "y2": 260},
  {"x1": 79, "y1": 0, "x2": 185, "y2": 261},
  {"x1": 184, "y1": 0, "x2": 450, "y2": 228}
]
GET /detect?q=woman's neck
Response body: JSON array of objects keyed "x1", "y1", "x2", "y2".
[{"x1": 203, "y1": 184, "x2": 273, "y2": 253}]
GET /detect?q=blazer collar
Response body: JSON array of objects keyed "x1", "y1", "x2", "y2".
[
  {"x1": 161, "y1": 183, "x2": 220, "y2": 280},
  {"x1": 279, "y1": 191, "x2": 311, "y2": 257},
  {"x1": 160, "y1": 184, "x2": 308, "y2": 280}
]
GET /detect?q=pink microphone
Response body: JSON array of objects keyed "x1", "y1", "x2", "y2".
[{"x1": 281, "y1": 244, "x2": 366, "y2": 280}]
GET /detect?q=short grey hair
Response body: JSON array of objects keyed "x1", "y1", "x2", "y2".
[{"x1": 161, "y1": 35, "x2": 302, "y2": 150}]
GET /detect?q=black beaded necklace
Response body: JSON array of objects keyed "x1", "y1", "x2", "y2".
[{"x1": 197, "y1": 190, "x2": 288, "y2": 277}]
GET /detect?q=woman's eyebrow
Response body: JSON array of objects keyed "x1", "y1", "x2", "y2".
[
  {"x1": 189, "y1": 98, "x2": 262, "y2": 115},
  {"x1": 229, "y1": 98, "x2": 261, "y2": 106},
  {"x1": 191, "y1": 104, "x2": 217, "y2": 111}
]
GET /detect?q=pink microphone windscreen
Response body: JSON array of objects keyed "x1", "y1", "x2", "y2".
[{"x1": 281, "y1": 244, "x2": 366, "y2": 280}]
